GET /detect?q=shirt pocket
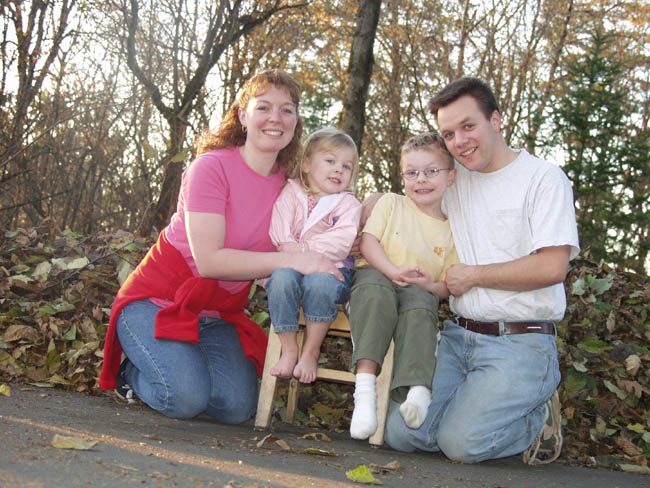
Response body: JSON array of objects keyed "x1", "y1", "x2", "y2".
[{"x1": 488, "y1": 208, "x2": 524, "y2": 260}]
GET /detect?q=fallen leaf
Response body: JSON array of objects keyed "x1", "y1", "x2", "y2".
[
  {"x1": 563, "y1": 405, "x2": 575, "y2": 420},
  {"x1": 51, "y1": 434, "x2": 97, "y2": 450},
  {"x1": 369, "y1": 461, "x2": 403, "y2": 474},
  {"x1": 275, "y1": 439, "x2": 291, "y2": 451},
  {"x1": 140, "y1": 434, "x2": 164, "y2": 441},
  {"x1": 300, "y1": 448, "x2": 337, "y2": 456},
  {"x1": 613, "y1": 437, "x2": 644, "y2": 457},
  {"x1": 301, "y1": 432, "x2": 332, "y2": 442},
  {"x1": 0, "y1": 384, "x2": 10, "y2": 397},
  {"x1": 627, "y1": 423, "x2": 647, "y2": 434},
  {"x1": 51, "y1": 257, "x2": 89, "y2": 270},
  {"x1": 256, "y1": 433, "x2": 275, "y2": 448},
  {"x1": 346, "y1": 465, "x2": 383, "y2": 485},
  {"x1": 618, "y1": 464, "x2": 650, "y2": 475},
  {"x1": 606, "y1": 310, "x2": 616, "y2": 332},
  {"x1": 2, "y1": 324, "x2": 40, "y2": 342},
  {"x1": 616, "y1": 378, "x2": 649, "y2": 398},
  {"x1": 624, "y1": 354, "x2": 641, "y2": 376},
  {"x1": 32, "y1": 261, "x2": 52, "y2": 282},
  {"x1": 603, "y1": 379, "x2": 627, "y2": 400}
]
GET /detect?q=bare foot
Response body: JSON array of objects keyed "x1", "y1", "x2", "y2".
[
  {"x1": 270, "y1": 349, "x2": 298, "y2": 379},
  {"x1": 293, "y1": 351, "x2": 319, "y2": 383}
]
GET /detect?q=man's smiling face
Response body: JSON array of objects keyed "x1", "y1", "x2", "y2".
[{"x1": 437, "y1": 95, "x2": 504, "y2": 173}]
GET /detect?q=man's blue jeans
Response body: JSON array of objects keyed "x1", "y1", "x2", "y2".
[
  {"x1": 384, "y1": 320, "x2": 560, "y2": 463},
  {"x1": 116, "y1": 299, "x2": 258, "y2": 424},
  {"x1": 265, "y1": 268, "x2": 353, "y2": 332}
]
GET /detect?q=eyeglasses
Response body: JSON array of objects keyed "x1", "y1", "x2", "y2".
[{"x1": 400, "y1": 167, "x2": 451, "y2": 180}]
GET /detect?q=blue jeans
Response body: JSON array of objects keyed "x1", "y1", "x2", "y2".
[
  {"x1": 384, "y1": 320, "x2": 560, "y2": 463},
  {"x1": 265, "y1": 268, "x2": 353, "y2": 333},
  {"x1": 116, "y1": 299, "x2": 258, "y2": 424}
]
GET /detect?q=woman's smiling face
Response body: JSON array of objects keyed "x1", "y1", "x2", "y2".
[{"x1": 238, "y1": 85, "x2": 298, "y2": 156}]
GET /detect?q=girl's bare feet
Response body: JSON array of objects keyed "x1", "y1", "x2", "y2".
[
  {"x1": 270, "y1": 349, "x2": 298, "y2": 378},
  {"x1": 293, "y1": 351, "x2": 319, "y2": 383},
  {"x1": 293, "y1": 321, "x2": 330, "y2": 383},
  {"x1": 271, "y1": 331, "x2": 299, "y2": 378}
]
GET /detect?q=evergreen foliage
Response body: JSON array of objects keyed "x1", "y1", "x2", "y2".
[{"x1": 552, "y1": 29, "x2": 650, "y2": 273}]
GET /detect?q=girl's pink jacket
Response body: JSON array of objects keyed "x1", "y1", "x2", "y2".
[{"x1": 269, "y1": 179, "x2": 362, "y2": 268}]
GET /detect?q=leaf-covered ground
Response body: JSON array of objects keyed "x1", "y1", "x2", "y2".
[{"x1": 1, "y1": 224, "x2": 648, "y2": 472}]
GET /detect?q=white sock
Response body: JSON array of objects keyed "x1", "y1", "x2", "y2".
[
  {"x1": 350, "y1": 373, "x2": 377, "y2": 440},
  {"x1": 399, "y1": 385, "x2": 431, "y2": 429}
]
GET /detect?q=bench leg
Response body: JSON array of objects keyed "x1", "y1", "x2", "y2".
[
  {"x1": 254, "y1": 328, "x2": 282, "y2": 430},
  {"x1": 370, "y1": 339, "x2": 394, "y2": 447},
  {"x1": 285, "y1": 328, "x2": 305, "y2": 423}
]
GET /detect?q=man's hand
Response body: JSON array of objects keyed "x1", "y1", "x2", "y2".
[
  {"x1": 445, "y1": 246, "x2": 571, "y2": 296},
  {"x1": 350, "y1": 193, "x2": 384, "y2": 258},
  {"x1": 445, "y1": 263, "x2": 477, "y2": 296}
]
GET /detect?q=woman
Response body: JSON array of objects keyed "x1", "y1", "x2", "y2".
[{"x1": 99, "y1": 70, "x2": 340, "y2": 424}]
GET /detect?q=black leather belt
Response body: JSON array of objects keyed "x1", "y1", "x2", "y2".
[{"x1": 457, "y1": 317, "x2": 555, "y2": 336}]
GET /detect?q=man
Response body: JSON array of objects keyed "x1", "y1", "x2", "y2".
[{"x1": 383, "y1": 77, "x2": 579, "y2": 464}]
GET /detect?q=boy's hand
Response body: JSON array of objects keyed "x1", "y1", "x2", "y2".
[
  {"x1": 392, "y1": 266, "x2": 424, "y2": 286},
  {"x1": 396, "y1": 266, "x2": 429, "y2": 286}
]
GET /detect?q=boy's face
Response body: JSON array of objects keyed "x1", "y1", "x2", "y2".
[
  {"x1": 437, "y1": 95, "x2": 503, "y2": 173},
  {"x1": 401, "y1": 148, "x2": 455, "y2": 210}
]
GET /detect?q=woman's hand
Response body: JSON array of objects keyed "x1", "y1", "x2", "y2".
[
  {"x1": 277, "y1": 242, "x2": 304, "y2": 253},
  {"x1": 289, "y1": 251, "x2": 343, "y2": 281}
]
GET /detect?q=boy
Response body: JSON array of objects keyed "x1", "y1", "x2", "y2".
[{"x1": 348, "y1": 133, "x2": 458, "y2": 440}]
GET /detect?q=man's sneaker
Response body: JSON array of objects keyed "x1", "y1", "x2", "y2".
[
  {"x1": 523, "y1": 391, "x2": 563, "y2": 465},
  {"x1": 115, "y1": 360, "x2": 136, "y2": 404}
]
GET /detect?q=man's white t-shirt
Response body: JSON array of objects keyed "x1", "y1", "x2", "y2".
[{"x1": 443, "y1": 149, "x2": 580, "y2": 321}]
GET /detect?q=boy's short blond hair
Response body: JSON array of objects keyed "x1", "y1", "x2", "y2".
[{"x1": 400, "y1": 132, "x2": 454, "y2": 169}]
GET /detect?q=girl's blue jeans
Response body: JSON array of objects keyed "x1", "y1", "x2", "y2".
[
  {"x1": 384, "y1": 320, "x2": 560, "y2": 463},
  {"x1": 265, "y1": 268, "x2": 353, "y2": 332},
  {"x1": 115, "y1": 299, "x2": 258, "y2": 423}
]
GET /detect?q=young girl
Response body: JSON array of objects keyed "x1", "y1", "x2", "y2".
[{"x1": 265, "y1": 127, "x2": 362, "y2": 383}]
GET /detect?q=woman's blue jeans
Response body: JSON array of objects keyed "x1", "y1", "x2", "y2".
[
  {"x1": 384, "y1": 320, "x2": 560, "y2": 463},
  {"x1": 265, "y1": 268, "x2": 353, "y2": 332},
  {"x1": 115, "y1": 299, "x2": 258, "y2": 424}
]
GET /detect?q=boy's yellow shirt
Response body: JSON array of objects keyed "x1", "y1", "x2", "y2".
[{"x1": 356, "y1": 193, "x2": 459, "y2": 281}]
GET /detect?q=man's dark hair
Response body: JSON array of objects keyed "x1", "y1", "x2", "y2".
[{"x1": 428, "y1": 77, "x2": 500, "y2": 121}]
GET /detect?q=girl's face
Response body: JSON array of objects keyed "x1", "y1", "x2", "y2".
[
  {"x1": 303, "y1": 145, "x2": 356, "y2": 200},
  {"x1": 238, "y1": 85, "x2": 298, "y2": 156}
]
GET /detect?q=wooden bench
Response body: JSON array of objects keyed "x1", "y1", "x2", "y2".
[{"x1": 254, "y1": 308, "x2": 394, "y2": 447}]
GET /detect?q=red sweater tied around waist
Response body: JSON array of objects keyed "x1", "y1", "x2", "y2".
[{"x1": 99, "y1": 232, "x2": 268, "y2": 390}]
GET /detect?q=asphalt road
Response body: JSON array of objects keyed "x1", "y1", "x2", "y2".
[{"x1": 1, "y1": 385, "x2": 648, "y2": 488}]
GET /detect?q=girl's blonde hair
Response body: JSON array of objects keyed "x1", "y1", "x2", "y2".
[
  {"x1": 400, "y1": 132, "x2": 454, "y2": 169},
  {"x1": 194, "y1": 69, "x2": 303, "y2": 171},
  {"x1": 294, "y1": 127, "x2": 359, "y2": 193}
]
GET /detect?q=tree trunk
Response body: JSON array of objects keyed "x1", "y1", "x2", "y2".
[{"x1": 341, "y1": 0, "x2": 382, "y2": 156}]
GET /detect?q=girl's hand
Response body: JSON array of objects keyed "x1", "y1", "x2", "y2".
[{"x1": 290, "y1": 251, "x2": 344, "y2": 281}]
